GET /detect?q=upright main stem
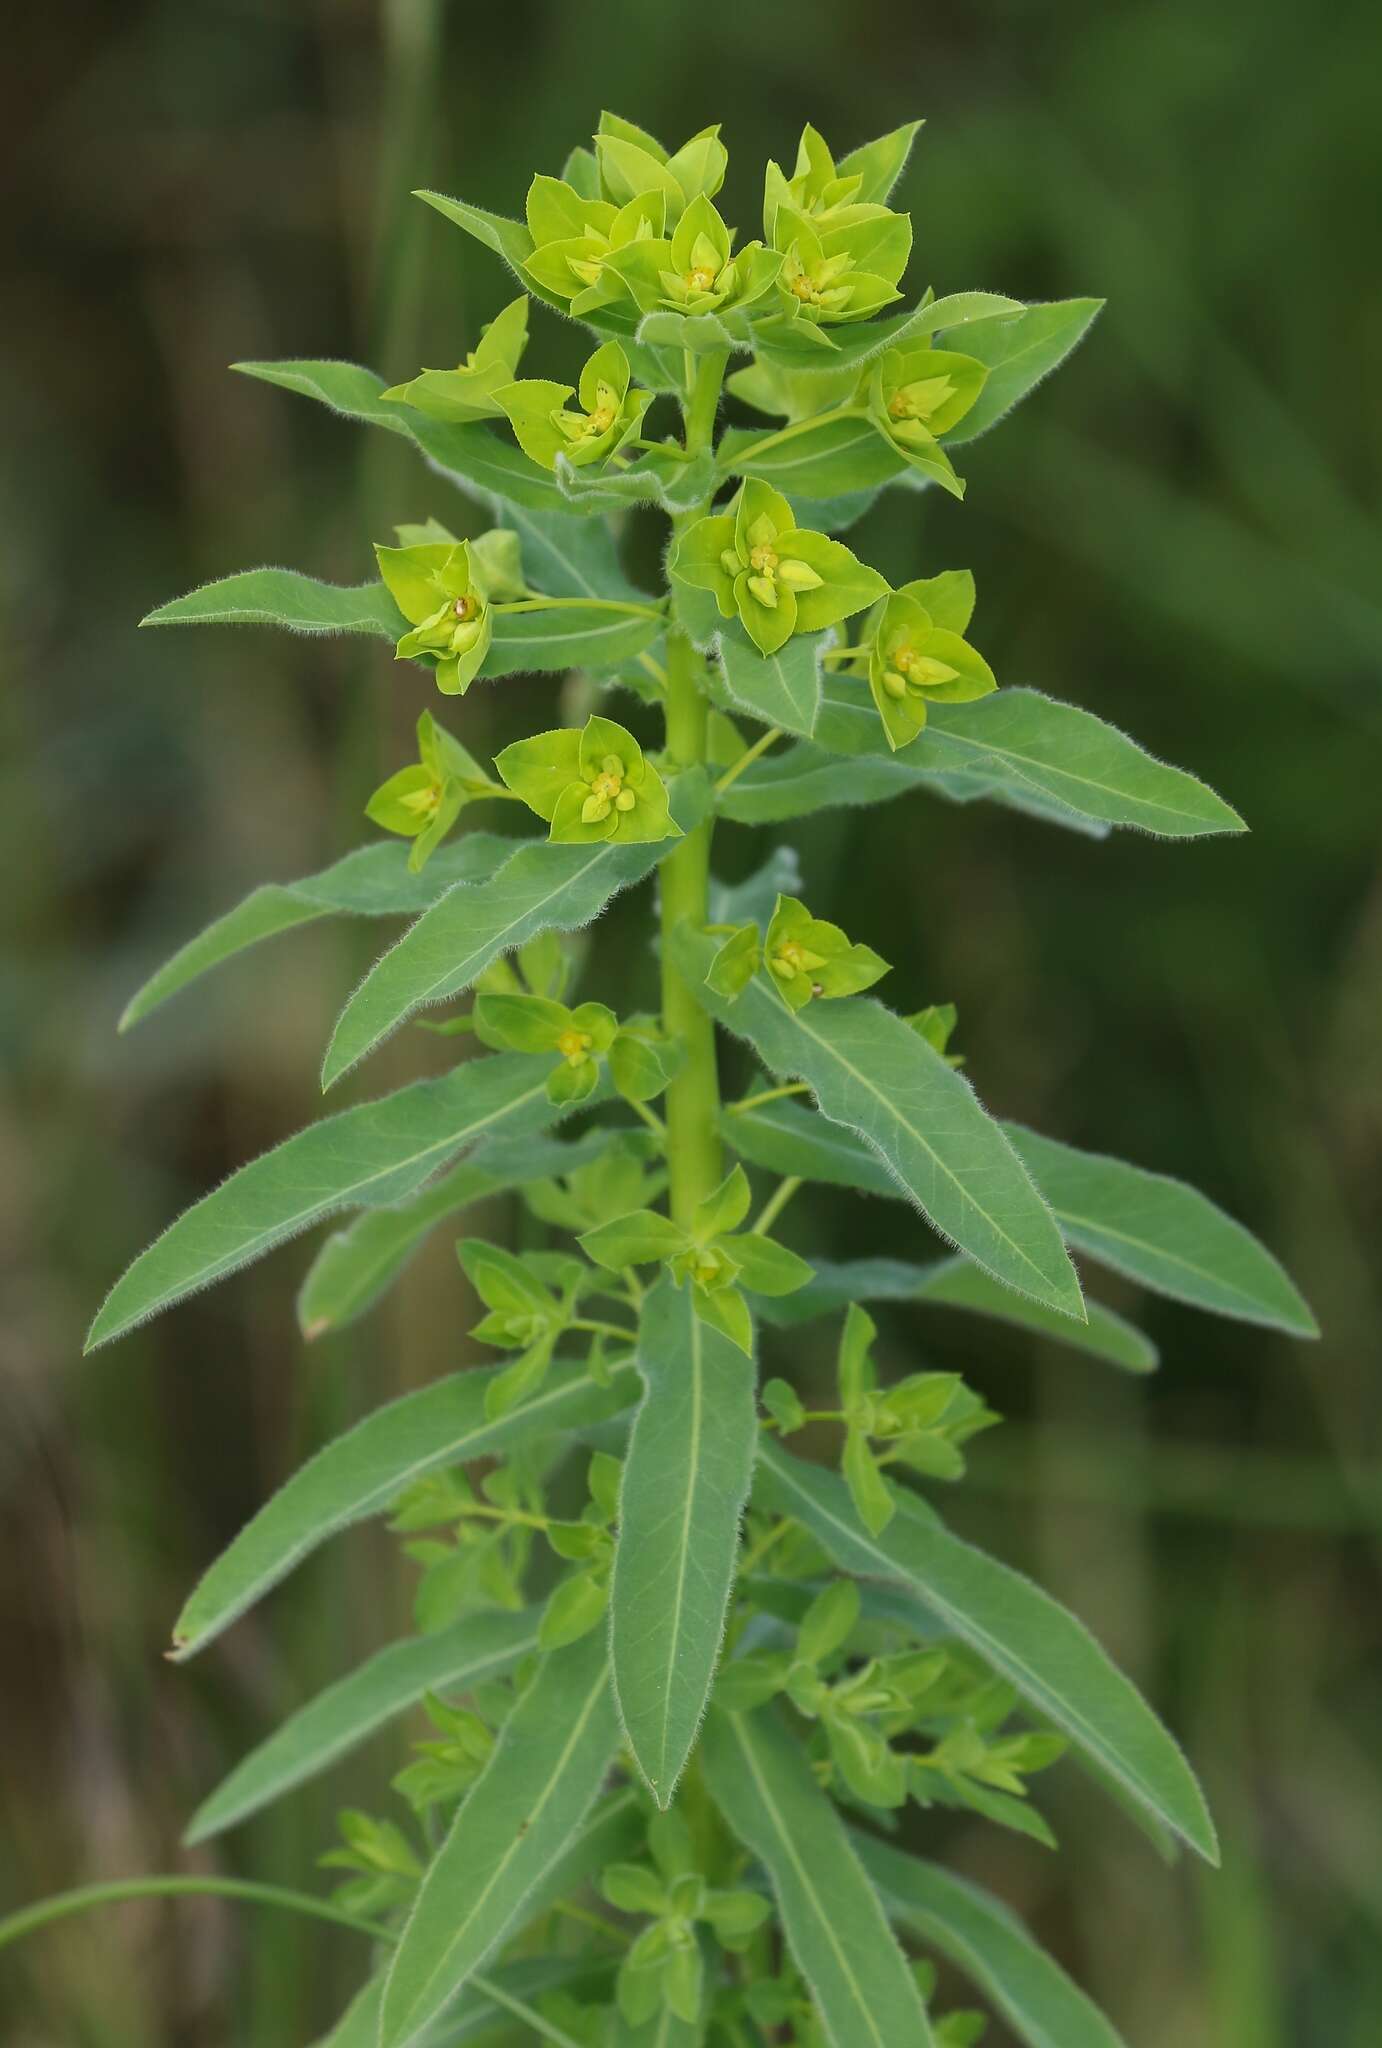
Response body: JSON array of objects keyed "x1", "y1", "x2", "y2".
[{"x1": 659, "y1": 352, "x2": 730, "y2": 1230}]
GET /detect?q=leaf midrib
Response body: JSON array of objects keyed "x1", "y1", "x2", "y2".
[
  {"x1": 393, "y1": 1661, "x2": 610, "y2": 2038},
  {"x1": 728, "y1": 1715, "x2": 889, "y2": 2047},
  {"x1": 928, "y1": 717, "x2": 1227, "y2": 828}
]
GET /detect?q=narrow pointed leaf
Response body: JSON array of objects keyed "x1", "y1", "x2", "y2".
[
  {"x1": 315, "y1": 1958, "x2": 616, "y2": 2048},
  {"x1": 1005, "y1": 1125, "x2": 1318, "y2": 1336},
  {"x1": 752, "y1": 292, "x2": 1022, "y2": 376},
  {"x1": 186, "y1": 1609, "x2": 541, "y2": 1843},
  {"x1": 757, "y1": 1255, "x2": 1157, "y2": 1372},
  {"x1": 323, "y1": 777, "x2": 706, "y2": 1088},
  {"x1": 942, "y1": 298, "x2": 1105, "y2": 446},
  {"x1": 297, "y1": 1131, "x2": 609, "y2": 1338},
  {"x1": 141, "y1": 569, "x2": 404, "y2": 636},
  {"x1": 172, "y1": 1355, "x2": 637, "y2": 1659},
  {"x1": 814, "y1": 686, "x2": 1244, "y2": 837},
  {"x1": 381, "y1": 1632, "x2": 620, "y2": 2048},
  {"x1": 120, "y1": 837, "x2": 516, "y2": 1031},
  {"x1": 612, "y1": 1280, "x2": 757, "y2": 1804},
  {"x1": 755, "y1": 1441, "x2": 1218, "y2": 1862},
  {"x1": 700, "y1": 1705, "x2": 934, "y2": 2047},
  {"x1": 856, "y1": 1834, "x2": 1129, "y2": 2048},
  {"x1": 717, "y1": 623, "x2": 824, "y2": 739},
  {"x1": 679, "y1": 928, "x2": 1084, "y2": 1319},
  {"x1": 86, "y1": 1054, "x2": 568, "y2": 1351}
]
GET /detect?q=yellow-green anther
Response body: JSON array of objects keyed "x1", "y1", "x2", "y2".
[
  {"x1": 888, "y1": 374, "x2": 957, "y2": 422},
  {"x1": 749, "y1": 544, "x2": 779, "y2": 575},
  {"x1": 897, "y1": 647, "x2": 960, "y2": 687},
  {"x1": 398, "y1": 781, "x2": 444, "y2": 820},
  {"x1": 556, "y1": 1027, "x2": 594, "y2": 1065}
]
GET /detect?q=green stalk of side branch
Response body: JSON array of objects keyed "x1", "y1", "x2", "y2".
[{"x1": 660, "y1": 350, "x2": 730, "y2": 1229}]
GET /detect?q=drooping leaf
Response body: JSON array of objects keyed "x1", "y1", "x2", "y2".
[
  {"x1": 86, "y1": 1055, "x2": 573, "y2": 1352},
  {"x1": 322, "y1": 775, "x2": 707, "y2": 1088},
  {"x1": 679, "y1": 929, "x2": 1084, "y2": 1320},
  {"x1": 120, "y1": 837, "x2": 516, "y2": 1031},
  {"x1": 700, "y1": 1705, "x2": 935, "y2": 2046},
  {"x1": 612, "y1": 1280, "x2": 757, "y2": 1805},
  {"x1": 172, "y1": 1355, "x2": 638, "y2": 1659},
  {"x1": 943, "y1": 298, "x2": 1105, "y2": 446},
  {"x1": 1005, "y1": 1125, "x2": 1318, "y2": 1336},
  {"x1": 297, "y1": 1131, "x2": 609, "y2": 1338},
  {"x1": 186, "y1": 1609, "x2": 542, "y2": 1843},
  {"x1": 756, "y1": 1255, "x2": 1157, "y2": 1373},
  {"x1": 717, "y1": 623, "x2": 825, "y2": 739},
  {"x1": 380, "y1": 1631, "x2": 620, "y2": 2048},
  {"x1": 234, "y1": 359, "x2": 575, "y2": 515},
  {"x1": 856, "y1": 1833, "x2": 1129, "y2": 2048},
  {"x1": 813, "y1": 685, "x2": 1244, "y2": 838},
  {"x1": 755, "y1": 1442, "x2": 1218, "y2": 1862}
]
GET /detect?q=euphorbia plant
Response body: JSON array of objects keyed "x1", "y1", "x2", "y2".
[{"x1": 17, "y1": 112, "x2": 1322, "y2": 2047}]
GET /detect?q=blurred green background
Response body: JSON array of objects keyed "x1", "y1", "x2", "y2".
[{"x1": 5, "y1": 0, "x2": 1380, "y2": 2042}]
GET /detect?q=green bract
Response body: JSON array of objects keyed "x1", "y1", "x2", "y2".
[
  {"x1": 374, "y1": 538, "x2": 492, "y2": 696},
  {"x1": 672, "y1": 478, "x2": 889, "y2": 656},
  {"x1": 380, "y1": 296, "x2": 529, "y2": 422},
  {"x1": 764, "y1": 894, "x2": 891, "y2": 1010},
  {"x1": 600, "y1": 191, "x2": 781, "y2": 322},
  {"x1": 364, "y1": 710, "x2": 492, "y2": 873},
  {"x1": 864, "y1": 570, "x2": 997, "y2": 749},
  {"x1": 494, "y1": 713, "x2": 680, "y2": 846},
  {"x1": 80, "y1": 106, "x2": 1310, "y2": 2048},
  {"x1": 495, "y1": 340, "x2": 651, "y2": 471}
]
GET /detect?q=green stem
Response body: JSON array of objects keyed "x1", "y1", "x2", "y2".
[
  {"x1": 495, "y1": 596, "x2": 664, "y2": 621},
  {"x1": 0, "y1": 1877, "x2": 389, "y2": 1953},
  {"x1": 731, "y1": 403, "x2": 869, "y2": 464},
  {"x1": 658, "y1": 351, "x2": 731, "y2": 1230},
  {"x1": 627, "y1": 1097, "x2": 667, "y2": 1140},
  {"x1": 752, "y1": 1175, "x2": 802, "y2": 1236},
  {"x1": 714, "y1": 726, "x2": 783, "y2": 799},
  {"x1": 727, "y1": 1081, "x2": 811, "y2": 1116}
]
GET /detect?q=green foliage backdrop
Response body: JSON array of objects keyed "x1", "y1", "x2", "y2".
[{"x1": 4, "y1": 2, "x2": 1379, "y2": 2044}]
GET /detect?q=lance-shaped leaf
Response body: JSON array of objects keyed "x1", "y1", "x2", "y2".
[
  {"x1": 700, "y1": 1705, "x2": 935, "y2": 2047},
  {"x1": 716, "y1": 737, "x2": 1112, "y2": 837},
  {"x1": 725, "y1": 1094, "x2": 1311, "y2": 1338},
  {"x1": 717, "y1": 623, "x2": 825, "y2": 739},
  {"x1": 172, "y1": 1355, "x2": 638, "y2": 1659},
  {"x1": 942, "y1": 298, "x2": 1105, "y2": 447},
  {"x1": 234, "y1": 359, "x2": 575, "y2": 515},
  {"x1": 141, "y1": 569, "x2": 405, "y2": 637},
  {"x1": 380, "y1": 1631, "x2": 620, "y2": 2048},
  {"x1": 297, "y1": 1131, "x2": 609, "y2": 1338},
  {"x1": 612, "y1": 1279, "x2": 757, "y2": 1805},
  {"x1": 755, "y1": 1441, "x2": 1218, "y2": 1862},
  {"x1": 814, "y1": 686, "x2": 1244, "y2": 837},
  {"x1": 679, "y1": 928, "x2": 1083, "y2": 1319},
  {"x1": 323, "y1": 776, "x2": 707, "y2": 1088},
  {"x1": 756, "y1": 1255, "x2": 1157, "y2": 1373},
  {"x1": 120, "y1": 836, "x2": 516, "y2": 1031},
  {"x1": 856, "y1": 1834, "x2": 1129, "y2": 2048},
  {"x1": 85, "y1": 1054, "x2": 570, "y2": 1352},
  {"x1": 186, "y1": 1608, "x2": 542, "y2": 1843},
  {"x1": 1005, "y1": 1125, "x2": 1318, "y2": 1336}
]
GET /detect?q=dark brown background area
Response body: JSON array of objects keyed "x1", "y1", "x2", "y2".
[{"x1": 4, "y1": 1, "x2": 1380, "y2": 2042}]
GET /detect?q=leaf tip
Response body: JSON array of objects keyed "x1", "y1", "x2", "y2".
[{"x1": 301, "y1": 1314, "x2": 333, "y2": 1342}]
